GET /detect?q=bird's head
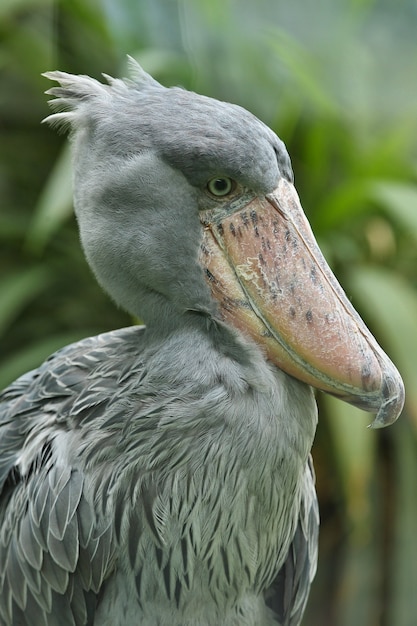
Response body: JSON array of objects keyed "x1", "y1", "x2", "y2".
[{"x1": 43, "y1": 58, "x2": 404, "y2": 428}]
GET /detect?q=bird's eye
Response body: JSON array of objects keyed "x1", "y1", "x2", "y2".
[{"x1": 206, "y1": 177, "x2": 236, "y2": 197}]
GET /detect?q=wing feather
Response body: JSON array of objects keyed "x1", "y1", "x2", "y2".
[
  {"x1": 265, "y1": 457, "x2": 319, "y2": 626},
  {"x1": 1, "y1": 324, "x2": 318, "y2": 625},
  {"x1": 0, "y1": 330, "x2": 137, "y2": 624},
  {"x1": 19, "y1": 509, "x2": 43, "y2": 570}
]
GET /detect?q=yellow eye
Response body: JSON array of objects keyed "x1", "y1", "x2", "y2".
[{"x1": 206, "y1": 177, "x2": 236, "y2": 197}]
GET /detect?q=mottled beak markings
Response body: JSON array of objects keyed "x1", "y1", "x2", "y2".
[{"x1": 200, "y1": 178, "x2": 405, "y2": 428}]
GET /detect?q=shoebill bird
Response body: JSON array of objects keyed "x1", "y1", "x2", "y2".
[{"x1": 0, "y1": 59, "x2": 404, "y2": 626}]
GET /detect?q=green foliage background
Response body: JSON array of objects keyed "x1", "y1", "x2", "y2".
[{"x1": 1, "y1": 0, "x2": 417, "y2": 623}]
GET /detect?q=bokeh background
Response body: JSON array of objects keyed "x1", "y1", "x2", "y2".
[{"x1": 1, "y1": 0, "x2": 417, "y2": 623}]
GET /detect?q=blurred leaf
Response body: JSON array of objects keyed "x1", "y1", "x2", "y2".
[
  {"x1": 334, "y1": 536, "x2": 381, "y2": 626},
  {"x1": 321, "y1": 395, "x2": 375, "y2": 532},
  {"x1": 0, "y1": 266, "x2": 51, "y2": 335},
  {"x1": 319, "y1": 396, "x2": 380, "y2": 626},
  {"x1": 346, "y1": 267, "x2": 417, "y2": 426},
  {"x1": 314, "y1": 180, "x2": 370, "y2": 230},
  {"x1": 0, "y1": 214, "x2": 29, "y2": 240},
  {"x1": 26, "y1": 144, "x2": 73, "y2": 252},
  {"x1": 0, "y1": 0, "x2": 51, "y2": 19},
  {"x1": 387, "y1": 423, "x2": 417, "y2": 626},
  {"x1": 267, "y1": 28, "x2": 338, "y2": 116},
  {"x1": 370, "y1": 181, "x2": 417, "y2": 238},
  {"x1": 101, "y1": 0, "x2": 183, "y2": 55}
]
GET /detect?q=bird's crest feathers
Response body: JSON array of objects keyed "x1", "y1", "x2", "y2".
[
  {"x1": 42, "y1": 57, "x2": 160, "y2": 132},
  {"x1": 125, "y1": 55, "x2": 162, "y2": 88}
]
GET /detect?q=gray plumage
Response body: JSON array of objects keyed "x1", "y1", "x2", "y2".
[
  {"x1": 2, "y1": 58, "x2": 400, "y2": 625},
  {"x1": 0, "y1": 324, "x2": 317, "y2": 625}
]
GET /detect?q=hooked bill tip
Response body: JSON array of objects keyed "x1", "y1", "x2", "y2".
[{"x1": 368, "y1": 368, "x2": 405, "y2": 429}]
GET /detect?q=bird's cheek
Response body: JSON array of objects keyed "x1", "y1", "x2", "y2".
[{"x1": 199, "y1": 178, "x2": 404, "y2": 428}]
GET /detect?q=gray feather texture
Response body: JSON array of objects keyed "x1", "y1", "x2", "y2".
[{"x1": 0, "y1": 61, "x2": 319, "y2": 625}]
